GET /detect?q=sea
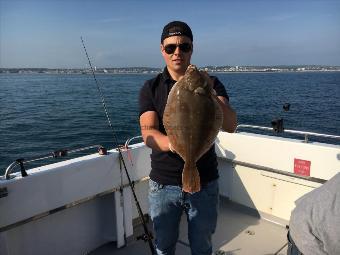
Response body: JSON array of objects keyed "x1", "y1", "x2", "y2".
[{"x1": 1, "y1": 71, "x2": 340, "y2": 175}]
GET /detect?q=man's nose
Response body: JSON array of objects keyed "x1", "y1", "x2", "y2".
[{"x1": 173, "y1": 46, "x2": 181, "y2": 55}]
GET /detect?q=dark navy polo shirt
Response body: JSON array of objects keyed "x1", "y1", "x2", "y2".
[{"x1": 139, "y1": 67, "x2": 229, "y2": 186}]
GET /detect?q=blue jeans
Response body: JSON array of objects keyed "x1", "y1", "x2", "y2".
[
  {"x1": 148, "y1": 179, "x2": 219, "y2": 255},
  {"x1": 287, "y1": 232, "x2": 303, "y2": 255}
]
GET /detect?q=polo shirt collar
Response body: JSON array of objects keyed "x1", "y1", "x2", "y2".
[{"x1": 162, "y1": 67, "x2": 176, "y2": 83}]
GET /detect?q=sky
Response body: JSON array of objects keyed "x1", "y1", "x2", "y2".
[{"x1": 0, "y1": 0, "x2": 340, "y2": 68}]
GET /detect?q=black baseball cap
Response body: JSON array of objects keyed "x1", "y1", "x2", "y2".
[{"x1": 161, "y1": 21, "x2": 193, "y2": 43}]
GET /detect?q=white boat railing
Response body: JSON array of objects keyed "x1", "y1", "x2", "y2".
[
  {"x1": 124, "y1": 135, "x2": 143, "y2": 148},
  {"x1": 2, "y1": 144, "x2": 106, "y2": 180},
  {"x1": 236, "y1": 124, "x2": 340, "y2": 143},
  {"x1": 2, "y1": 136, "x2": 145, "y2": 181}
]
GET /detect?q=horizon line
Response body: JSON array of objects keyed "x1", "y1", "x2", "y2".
[{"x1": 1, "y1": 64, "x2": 340, "y2": 69}]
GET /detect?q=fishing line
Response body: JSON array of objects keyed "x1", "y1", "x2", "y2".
[
  {"x1": 80, "y1": 37, "x2": 156, "y2": 254},
  {"x1": 80, "y1": 37, "x2": 119, "y2": 146}
]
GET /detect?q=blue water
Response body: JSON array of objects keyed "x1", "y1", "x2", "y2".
[{"x1": 1, "y1": 72, "x2": 340, "y2": 175}]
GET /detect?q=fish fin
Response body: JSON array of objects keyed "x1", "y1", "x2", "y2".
[{"x1": 182, "y1": 162, "x2": 201, "y2": 193}]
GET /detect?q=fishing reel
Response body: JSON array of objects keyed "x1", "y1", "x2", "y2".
[
  {"x1": 271, "y1": 118, "x2": 284, "y2": 133},
  {"x1": 283, "y1": 103, "x2": 290, "y2": 111},
  {"x1": 271, "y1": 103, "x2": 290, "y2": 133},
  {"x1": 137, "y1": 232, "x2": 154, "y2": 242}
]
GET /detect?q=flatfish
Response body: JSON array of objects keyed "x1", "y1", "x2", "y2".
[{"x1": 163, "y1": 65, "x2": 223, "y2": 193}]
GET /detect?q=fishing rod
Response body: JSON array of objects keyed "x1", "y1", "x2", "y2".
[{"x1": 80, "y1": 37, "x2": 156, "y2": 254}]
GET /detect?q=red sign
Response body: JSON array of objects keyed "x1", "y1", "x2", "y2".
[{"x1": 294, "y1": 158, "x2": 311, "y2": 176}]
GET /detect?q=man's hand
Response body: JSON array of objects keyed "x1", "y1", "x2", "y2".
[
  {"x1": 200, "y1": 71, "x2": 237, "y2": 133},
  {"x1": 168, "y1": 142, "x2": 176, "y2": 153}
]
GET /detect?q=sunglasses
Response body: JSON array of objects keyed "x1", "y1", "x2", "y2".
[{"x1": 163, "y1": 43, "x2": 192, "y2": 54}]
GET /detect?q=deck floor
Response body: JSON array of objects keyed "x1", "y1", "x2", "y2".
[{"x1": 90, "y1": 198, "x2": 288, "y2": 255}]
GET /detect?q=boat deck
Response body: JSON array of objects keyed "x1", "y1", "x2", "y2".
[{"x1": 90, "y1": 197, "x2": 288, "y2": 255}]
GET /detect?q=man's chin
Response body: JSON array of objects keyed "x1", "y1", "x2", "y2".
[{"x1": 172, "y1": 63, "x2": 189, "y2": 72}]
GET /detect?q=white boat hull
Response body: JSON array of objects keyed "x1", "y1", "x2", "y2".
[{"x1": 0, "y1": 132, "x2": 339, "y2": 254}]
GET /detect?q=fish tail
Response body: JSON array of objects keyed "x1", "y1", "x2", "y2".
[{"x1": 182, "y1": 162, "x2": 201, "y2": 193}]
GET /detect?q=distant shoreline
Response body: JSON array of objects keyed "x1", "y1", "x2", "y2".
[
  {"x1": 1, "y1": 70, "x2": 340, "y2": 75},
  {"x1": 1, "y1": 65, "x2": 340, "y2": 75}
]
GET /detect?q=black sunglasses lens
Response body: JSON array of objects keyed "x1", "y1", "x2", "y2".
[
  {"x1": 179, "y1": 43, "x2": 191, "y2": 52},
  {"x1": 164, "y1": 43, "x2": 191, "y2": 54},
  {"x1": 164, "y1": 44, "x2": 177, "y2": 54}
]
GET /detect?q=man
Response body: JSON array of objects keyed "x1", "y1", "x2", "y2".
[
  {"x1": 139, "y1": 21, "x2": 237, "y2": 255},
  {"x1": 288, "y1": 172, "x2": 340, "y2": 255}
]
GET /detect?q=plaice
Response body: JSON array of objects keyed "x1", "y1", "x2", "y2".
[{"x1": 163, "y1": 65, "x2": 223, "y2": 193}]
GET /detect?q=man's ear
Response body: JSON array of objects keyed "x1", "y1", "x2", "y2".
[{"x1": 160, "y1": 43, "x2": 167, "y2": 58}]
